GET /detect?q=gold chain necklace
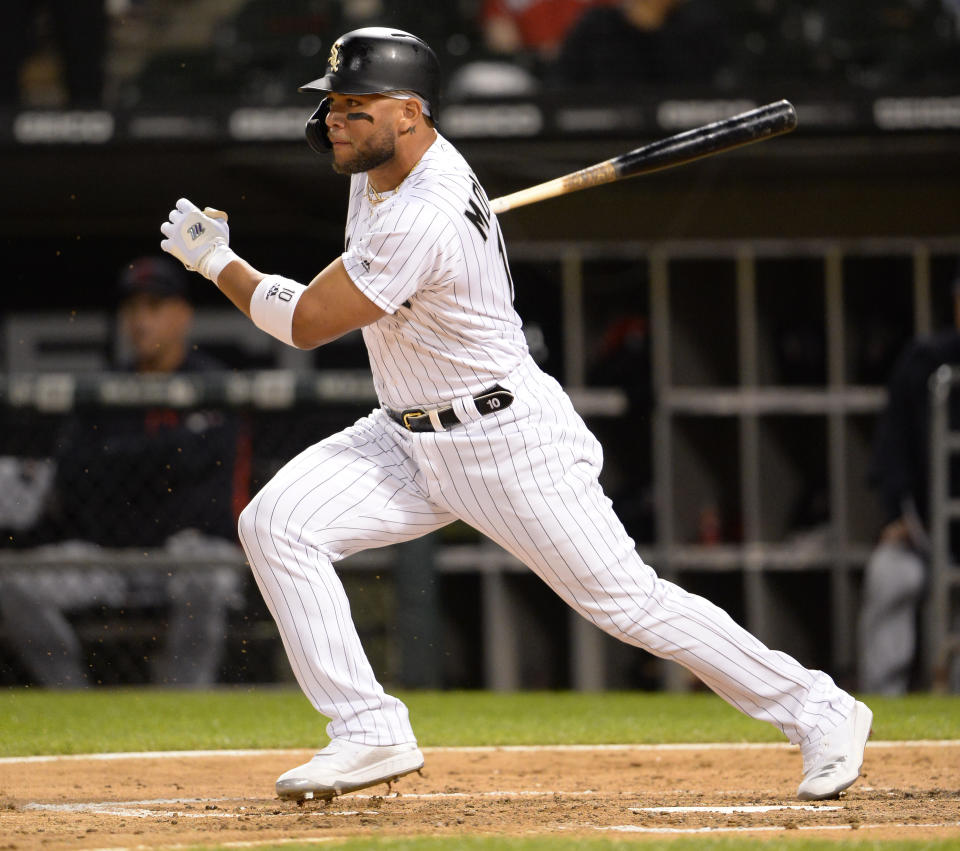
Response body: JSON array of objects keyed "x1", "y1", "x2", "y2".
[
  {"x1": 365, "y1": 181, "x2": 400, "y2": 206},
  {"x1": 364, "y1": 149, "x2": 428, "y2": 207}
]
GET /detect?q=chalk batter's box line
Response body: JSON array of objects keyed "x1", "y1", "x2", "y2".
[{"x1": 2, "y1": 739, "x2": 957, "y2": 765}]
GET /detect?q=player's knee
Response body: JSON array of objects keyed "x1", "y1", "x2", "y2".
[{"x1": 237, "y1": 489, "x2": 308, "y2": 550}]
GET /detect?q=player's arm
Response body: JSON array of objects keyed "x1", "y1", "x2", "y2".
[
  {"x1": 160, "y1": 198, "x2": 385, "y2": 349},
  {"x1": 217, "y1": 255, "x2": 385, "y2": 349}
]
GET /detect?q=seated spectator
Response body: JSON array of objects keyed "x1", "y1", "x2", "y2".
[
  {"x1": 52, "y1": 256, "x2": 243, "y2": 547},
  {"x1": 0, "y1": 257, "x2": 249, "y2": 687},
  {"x1": 551, "y1": 0, "x2": 733, "y2": 89},
  {"x1": 480, "y1": 0, "x2": 617, "y2": 63}
]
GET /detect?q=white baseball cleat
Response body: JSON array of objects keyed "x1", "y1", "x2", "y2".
[
  {"x1": 275, "y1": 738, "x2": 424, "y2": 801},
  {"x1": 797, "y1": 700, "x2": 873, "y2": 800}
]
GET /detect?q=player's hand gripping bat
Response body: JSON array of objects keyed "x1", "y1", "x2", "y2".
[{"x1": 489, "y1": 100, "x2": 797, "y2": 215}]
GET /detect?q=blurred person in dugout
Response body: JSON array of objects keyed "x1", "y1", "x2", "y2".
[
  {"x1": 479, "y1": 0, "x2": 618, "y2": 62},
  {"x1": 551, "y1": 0, "x2": 732, "y2": 87},
  {"x1": 858, "y1": 271, "x2": 960, "y2": 694},
  {"x1": 0, "y1": 256, "x2": 250, "y2": 688},
  {"x1": 0, "y1": 0, "x2": 107, "y2": 106}
]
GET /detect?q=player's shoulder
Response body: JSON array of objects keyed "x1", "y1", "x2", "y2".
[
  {"x1": 403, "y1": 135, "x2": 486, "y2": 224},
  {"x1": 423, "y1": 133, "x2": 470, "y2": 172},
  {"x1": 408, "y1": 135, "x2": 477, "y2": 197}
]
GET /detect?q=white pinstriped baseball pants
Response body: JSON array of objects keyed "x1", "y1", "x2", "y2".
[{"x1": 238, "y1": 355, "x2": 853, "y2": 747}]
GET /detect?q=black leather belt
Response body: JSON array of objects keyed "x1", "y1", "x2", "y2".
[{"x1": 387, "y1": 384, "x2": 514, "y2": 432}]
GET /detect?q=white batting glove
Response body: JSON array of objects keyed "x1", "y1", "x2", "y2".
[{"x1": 160, "y1": 198, "x2": 239, "y2": 285}]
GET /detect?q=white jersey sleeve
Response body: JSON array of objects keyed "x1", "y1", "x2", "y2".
[{"x1": 342, "y1": 202, "x2": 454, "y2": 314}]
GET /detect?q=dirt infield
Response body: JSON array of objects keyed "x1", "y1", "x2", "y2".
[{"x1": 2, "y1": 742, "x2": 959, "y2": 848}]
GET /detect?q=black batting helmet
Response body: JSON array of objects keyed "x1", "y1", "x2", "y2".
[{"x1": 300, "y1": 27, "x2": 441, "y2": 153}]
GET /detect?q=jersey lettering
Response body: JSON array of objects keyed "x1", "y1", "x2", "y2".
[{"x1": 463, "y1": 173, "x2": 490, "y2": 241}]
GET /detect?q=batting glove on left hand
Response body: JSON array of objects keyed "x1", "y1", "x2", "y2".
[{"x1": 160, "y1": 198, "x2": 239, "y2": 285}]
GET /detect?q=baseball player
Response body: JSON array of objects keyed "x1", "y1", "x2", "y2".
[{"x1": 160, "y1": 27, "x2": 872, "y2": 803}]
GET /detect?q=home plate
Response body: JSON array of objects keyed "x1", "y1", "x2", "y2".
[{"x1": 631, "y1": 805, "x2": 844, "y2": 814}]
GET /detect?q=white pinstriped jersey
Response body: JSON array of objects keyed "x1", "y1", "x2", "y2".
[{"x1": 341, "y1": 134, "x2": 528, "y2": 410}]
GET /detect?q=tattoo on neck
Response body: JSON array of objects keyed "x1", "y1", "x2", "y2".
[
  {"x1": 347, "y1": 112, "x2": 374, "y2": 123},
  {"x1": 402, "y1": 125, "x2": 416, "y2": 135}
]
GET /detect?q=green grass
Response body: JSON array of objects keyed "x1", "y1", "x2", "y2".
[
  {"x1": 1, "y1": 688, "x2": 957, "y2": 757},
  {"x1": 5, "y1": 690, "x2": 958, "y2": 850}
]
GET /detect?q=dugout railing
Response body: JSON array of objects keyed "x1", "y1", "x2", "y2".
[{"x1": 508, "y1": 235, "x2": 960, "y2": 691}]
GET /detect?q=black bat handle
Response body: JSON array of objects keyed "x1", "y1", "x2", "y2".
[{"x1": 614, "y1": 100, "x2": 798, "y2": 179}]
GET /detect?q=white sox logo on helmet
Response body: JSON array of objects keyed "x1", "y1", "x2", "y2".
[{"x1": 328, "y1": 42, "x2": 342, "y2": 73}]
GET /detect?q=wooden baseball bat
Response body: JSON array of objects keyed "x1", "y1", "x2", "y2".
[{"x1": 489, "y1": 100, "x2": 797, "y2": 215}]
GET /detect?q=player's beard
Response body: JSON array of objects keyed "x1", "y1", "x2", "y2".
[{"x1": 331, "y1": 124, "x2": 396, "y2": 175}]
